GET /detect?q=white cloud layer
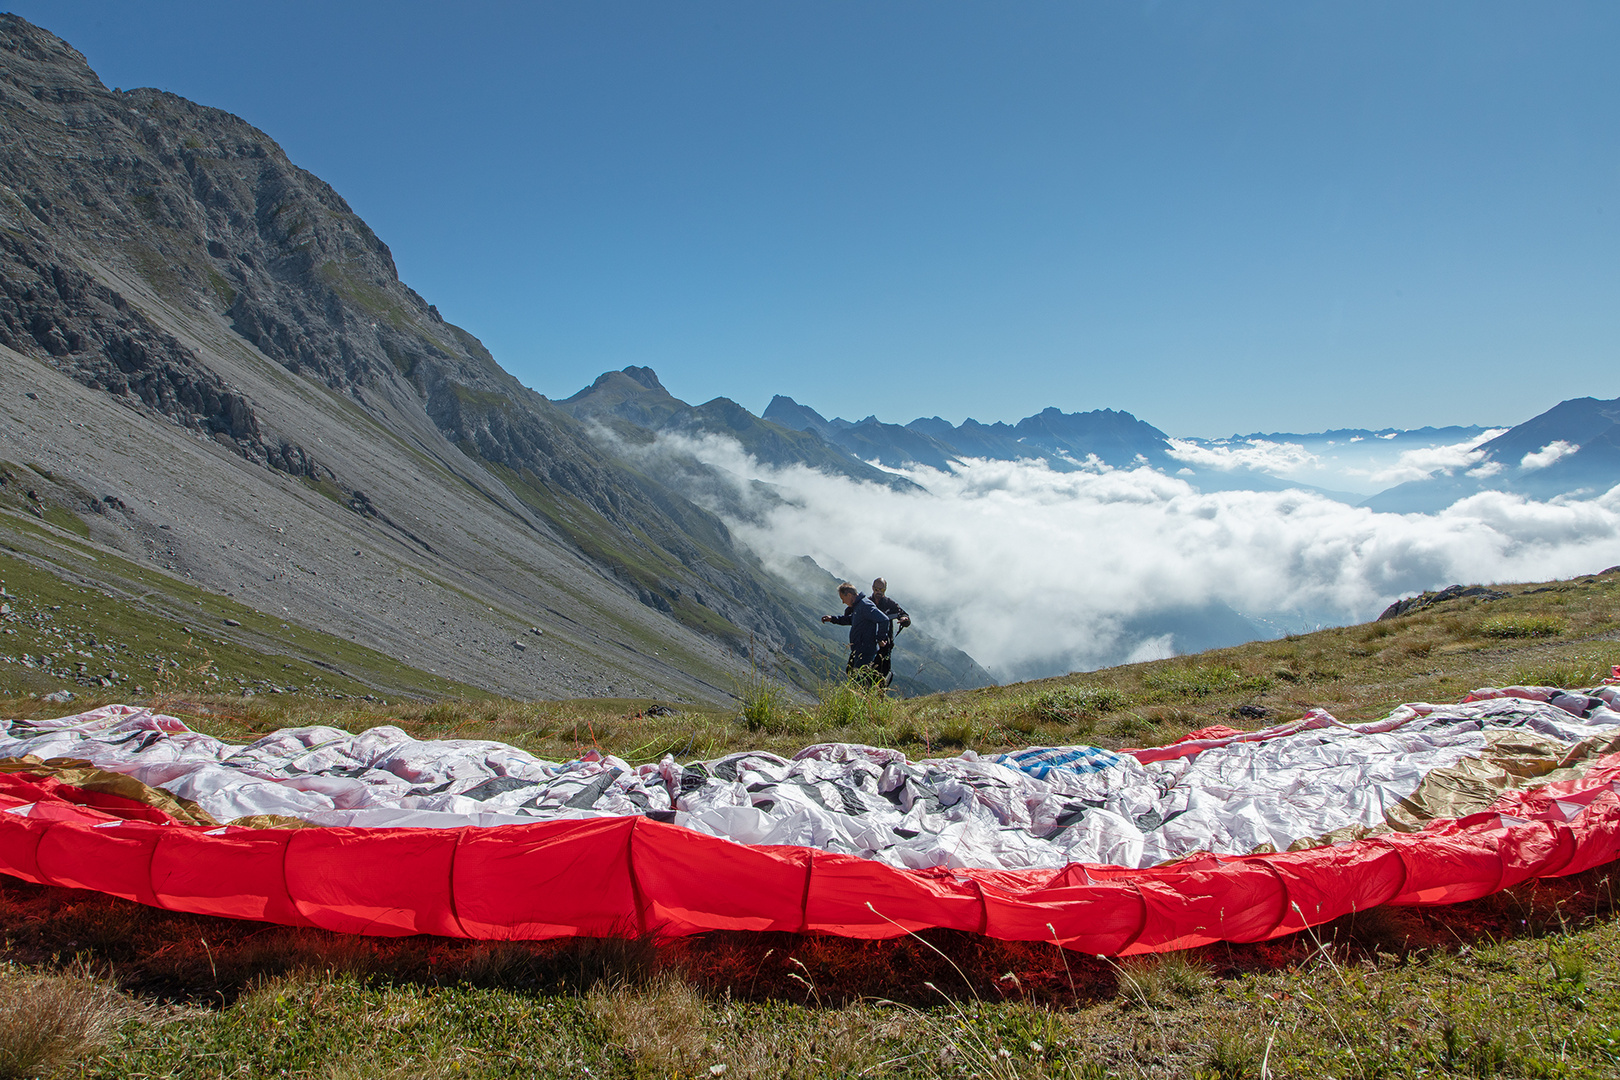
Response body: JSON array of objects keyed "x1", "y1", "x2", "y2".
[
  {"x1": 1163, "y1": 429, "x2": 1513, "y2": 496},
  {"x1": 1367, "y1": 431, "x2": 1508, "y2": 485},
  {"x1": 622, "y1": 433, "x2": 1620, "y2": 681},
  {"x1": 1165, "y1": 438, "x2": 1318, "y2": 474}
]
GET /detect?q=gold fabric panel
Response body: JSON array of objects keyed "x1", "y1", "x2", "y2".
[{"x1": 0, "y1": 754, "x2": 220, "y2": 827}]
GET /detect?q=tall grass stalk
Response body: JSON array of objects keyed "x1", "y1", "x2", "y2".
[
  {"x1": 736, "y1": 670, "x2": 789, "y2": 733},
  {"x1": 860, "y1": 902, "x2": 1026, "y2": 1079},
  {"x1": 1045, "y1": 923, "x2": 1079, "y2": 1009},
  {"x1": 815, "y1": 676, "x2": 895, "y2": 731},
  {"x1": 1479, "y1": 614, "x2": 1566, "y2": 639},
  {"x1": 1293, "y1": 905, "x2": 1371, "y2": 1080}
]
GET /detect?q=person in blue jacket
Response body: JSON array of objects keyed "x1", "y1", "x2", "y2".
[{"x1": 821, "y1": 582, "x2": 892, "y2": 681}]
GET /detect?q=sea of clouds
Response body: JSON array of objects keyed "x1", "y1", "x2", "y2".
[
  {"x1": 621, "y1": 432, "x2": 1620, "y2": 681},
  {"x1": 1166, "y1": 430, "x2": 1513, "y2": 491}
]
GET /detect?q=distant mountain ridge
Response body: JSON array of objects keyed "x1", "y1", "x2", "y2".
[
  {"x1": 758, "y1": 394, "x2": 1378, "y2": 502},
  {"x1": 562, "y1": 369, "x2": 912, "y2": 489},
  {"x1": 751, "y1": 391, "x2": 1616, "y2": 512},
  {"x1": 1232, "y1": 425, "x2": 1490, "y2": 443},
  {"x1": 560, "y1": 364, "x2": 1616, "y2": 650},
  {"x1": 764, "y1": 395, "x2": 1178, "y2": 472}
]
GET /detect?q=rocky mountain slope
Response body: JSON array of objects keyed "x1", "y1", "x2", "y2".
[{"x1": 0, "y1": 14, "x2": 923, "y2": 702}]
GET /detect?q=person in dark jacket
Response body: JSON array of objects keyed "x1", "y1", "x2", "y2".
[
  {"x1": 869, "y1": 577, "x2": 911, "y2": 686},
  {"x1": 821, "y1": 582, "x2": 892, "y2": 680}
]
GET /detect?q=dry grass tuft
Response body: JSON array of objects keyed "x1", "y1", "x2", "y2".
[
  {"x1": 588, "y1": 972, "x2": 710, "y2": 1076},
  {"x1": 233, "y1": 970, "x2": 331, "y2": 1020},
  {"x1": 0, "y1": 963, "x2": 151, "y2": 1080},
  {"x1": 1478, "y1": 614, "x2": 1566, "y2": 639},
  {"x1": 588, "y1": 975, "x2": 900, "y2": 1080}
]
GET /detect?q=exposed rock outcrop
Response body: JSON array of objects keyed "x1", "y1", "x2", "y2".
[{"x1": 1377, "y1": 585, "x2": 1508, "y2": 621}]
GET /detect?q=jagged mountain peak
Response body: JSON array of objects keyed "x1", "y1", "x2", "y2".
[
  {"x1": 567, "y1": 367, "x2": 677, "y2": 405},
  {"x1": 0, "y1": 11, "x2": 471, "y2": 412},
  {"x1": 762, "y1": 394, "x2": 833, "y2": 434},
  {"x1": 0, "y1": 13, "x2": 95, "y2": 84},
  {"x1": 621, "y1": 365, "x2": 665, "y2": 392}
]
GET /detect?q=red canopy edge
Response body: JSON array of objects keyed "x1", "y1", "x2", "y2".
[{"x1": 2, "y1": 760, "x2": 1618, "y2": 954}]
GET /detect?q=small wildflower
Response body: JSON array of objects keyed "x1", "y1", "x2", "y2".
[
  {"x1": 709, "y1": 1066, "x2": 728, "y2": 1077},
  {"x1": 1029, "y1": 1040, "x2": 1044, "y2": 1053},
  {"x1": 998, "y1": 1047, "x2": 1012, "y2": 1059}
]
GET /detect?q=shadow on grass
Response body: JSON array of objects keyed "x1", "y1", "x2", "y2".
[{"x1": 4, "y1": 862, "x2": 1617, "y2": 1013}]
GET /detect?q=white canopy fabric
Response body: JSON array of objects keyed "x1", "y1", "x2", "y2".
[{"x1": 4, "y1": 685, "x2": 1618, "y2": 871}]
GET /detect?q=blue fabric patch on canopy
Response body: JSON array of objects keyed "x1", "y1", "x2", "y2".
[{"x1": 994, "y1": 745, "x2": 1126, "y2": 779}]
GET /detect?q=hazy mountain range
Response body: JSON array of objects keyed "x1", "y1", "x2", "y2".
[
  {"x1": 1, "y1": 15, "x2": 1614, "y2": 700},
  {"x1": 1363, "y1": 398, "x2": 1620, "y2": 512},
  {"x1": 756, "y1": 392, "x2": 1619, "y2": 513}
]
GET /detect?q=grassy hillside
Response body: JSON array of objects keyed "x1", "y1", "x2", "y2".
[{"x1": 2, "y1": 568, "x2": 1618, "y2": 1079}]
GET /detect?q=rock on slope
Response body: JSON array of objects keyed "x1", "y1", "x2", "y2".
[{"x1": 0, "y1": 14, "x2": 855, "y2": 701}]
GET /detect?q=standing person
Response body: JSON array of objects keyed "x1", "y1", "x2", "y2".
[
  {"x1": 821, "y1": 582, "x2": 892, "y2": 682},
  {"x1": 869, "y1": 577, "x2": 911, "y2": 687}
]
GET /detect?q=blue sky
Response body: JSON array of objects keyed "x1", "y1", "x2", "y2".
[{"x1": 11, "y1": 2, "x2": 1619, "y2": 436}]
